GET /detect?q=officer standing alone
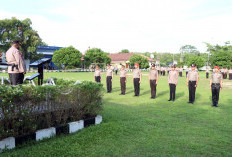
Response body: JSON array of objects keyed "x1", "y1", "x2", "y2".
[
  {"x1": 6, "y1": 40, "x2": 26, "y2": 85},
  {"x1": 210, "y1": 66, "x2": 222, "y2": 107},
  {"x1": 133, "y1": 63, "x2": 142, "y2": 96},
  {"x1": 149, "y1": 64, "x2": 158, "y2": 99},
  {"x1": 168, "y1": 65, "x2": 178, "y2": 101},
  {"x1": 94, "y1": 65, "x2": 102, "y2": 83},
  {"x1": 187, "y1": 64, "x2": 199, "y2": 104},
  {"x1": 106, "y1": 64, "x2": 113, "y2": 93},
  {"x1": 119, "y1": 65, "x2": 127, "y2": 95}
]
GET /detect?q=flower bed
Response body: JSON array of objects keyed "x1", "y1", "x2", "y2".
[{"x1": 0, "y1": 79, "x2": 103, "y2": 142}]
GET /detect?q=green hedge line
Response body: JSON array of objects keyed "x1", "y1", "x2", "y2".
[{"x1": 0, "y1": 79, "x2": 103, "y2": 140}]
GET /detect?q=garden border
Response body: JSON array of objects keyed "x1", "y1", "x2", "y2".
[{"x1": 0, "y1": 115, "x2": 102, "y2": 153}]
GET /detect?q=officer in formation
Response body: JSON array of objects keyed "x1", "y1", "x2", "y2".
[
  {"x1": 133, "y1": 63, "x2": 142, "y2": 96},
  {"x1": 6, "y1": 40, "x2": 26, "y2": 85},
  {"x1": 206, "y1": 67, "x2": 210, "y2": 79},
  {"x1": 149, "y1": 64, "x2": 158, "y2": 99},
  {"x1": 106, "y1": 64, "x2": 113, "y2": 93},
  {"x1": 229, "y1": 67, "x2": 232, "y2": 80},
  {"x1": 94, "y1": 65, "x2": 102, "y2": 83},
  {"x1": 119, "y1": 65, "x2": 127, "y2": 95},
  {"x1": 186, "y1": 64, "x2": 199, "y2": 104},
  {"x1": 210, "y1": 66, "x2": 222, "y2": 107},
  {"x1": 168, "y1": 65, "x2": 178, "y2": 101}
]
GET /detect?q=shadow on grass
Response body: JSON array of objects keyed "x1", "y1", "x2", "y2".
[
  {"x1": 156, "y1": 90, "x2": 168, "y2": 98},
  {"x1": 175, "y1": 92, "x2": 185, "y2": 100}
]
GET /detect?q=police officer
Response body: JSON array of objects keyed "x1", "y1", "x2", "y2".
[
  {"x1": 119, "y1": 65, "x2": 127, "y2": 95},
  {"x1": 187, "y1": 64, "x2": 199, "y2": 104},
  {"x1": 206, "y1": 67, "x2": 209, "y2": 79},
  {"x1": 6, "y1": 40, "x2": 26, "y2": 85},
  {"x1": 149, "y1": 64, "x2": 158, "y2": 99},
  {"x1": 94, "y1": 65, "x2": 102, "y2": 83},
  {"x1": 106, "y1": 64, "x2": 113, "y2": 93},
  {"x1": 168, "y1": 65, "x2": 178, "y2": 101},
  {"x1": 133, "y1": 63, "x2": 142, "y2": 96},
  {"x1": 210, "y1": 66, "x2": 222, "y2": 107},
  {"x1": 228, "y1": 67, "x2": 232, "y2": 80}
]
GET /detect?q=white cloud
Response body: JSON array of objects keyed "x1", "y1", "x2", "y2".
[{"x1": 1, "y1": 0, "x2": 232, "y2": 53}]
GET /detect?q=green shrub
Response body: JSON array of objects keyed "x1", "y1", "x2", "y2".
[{"x1": 0, "y1": 79, "x2": 103, "y2": 140}]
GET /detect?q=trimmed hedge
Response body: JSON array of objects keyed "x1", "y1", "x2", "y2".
[{"x1": 0, "y1": 80, "x2": 103, "y2": 140}]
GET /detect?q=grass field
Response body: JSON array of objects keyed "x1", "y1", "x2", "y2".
[{"x1": 1, "y1": 71, "x2": 232, "y2": 156}]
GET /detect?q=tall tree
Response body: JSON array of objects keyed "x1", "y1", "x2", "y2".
[
  {"x1": 186, "y1": 55, "x2": 205, "y2": 68},
  {"x1": 180, "y1": 45, "x2": 199, "y2": 54},
  {"x1": 205, "y1": 42, "x2": 232, "y2": 68},
  {"x1": 129, "y1": 54, "x2": 149, "y2": 69},
  {"x1": 84, "y1": 48, "x2": 111, "y2": 68},
  {"x1": 52, "y1": 46, "x2": 82, "y2": 69},
  {"x1": 0, "y1": 17, "x2": 46, "y2": 60},
  {"x1": 118, "y1": 49, "x2": 130, "y2": 53}
]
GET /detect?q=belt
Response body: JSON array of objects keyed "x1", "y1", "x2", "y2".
[
  {"x1": 212, "y1": 83, "x2": 220, "y2": 85},
  {"x1": 8, "y1": 64, "x2": 19, "y2": 71},
  {"x1": 189, "y1": 80, "x2": 196, "y2": 82}
]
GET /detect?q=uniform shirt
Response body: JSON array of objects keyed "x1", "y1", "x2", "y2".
[
  {"x1": 179, "y1": 68, "x2": 183, "y2": 72},
  {"x1": 188, "y1": 70, "x2": 199, "y2": 81},
  {"x1": 168, "y1": 71, "x2": 178, "y2": 84},
  {"x1": 6, "y1": 46, "x2": 26, "y2": 74},
  {"x1": 94, "y1": 69, "x2": 101, "y2": 76},
  {"x1": 229, "y1": 70, "x2": 232, "y2": 74},
  {"x1": 120, "y1": 69, "x2": 127, "y2": 77},
  {"x1": 133, "y1": 69, "x2": 141, "y2": 78},
  {"x1": 106, "y1": 69, "x2": 113, "y2": 76},
  {"x1": 206, "y1": 69, "x2": 209, "y2": 73},
  {"x1": 211, "y1": 72, "x2": 222, "y2": 83},
  {"x1": 149, "y1": 69, "x2": 158, "y2": 80}
]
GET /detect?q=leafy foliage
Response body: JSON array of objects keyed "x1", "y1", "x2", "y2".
[
  {"x1": 0, "y1": 17, "x2": 46, "y2": 60},
  {"x1": 84, "y1": 48, "x2": 111, "y2": 68},
  {"x1": 118, "y1": 49, "x2": 130, "y2": 53},
  {"x1": 0, "y1": 80, "x2": 103, "y2": 140},
  {"x1": 186, "y1": 55, "x2": 205, "y2": 68},
  {"x1": 129, "y1": 54, "x2": 149, "y2": 69},
  {"x1": 180, "y1": 45, "x2": 200, "y2": 54},
  {"x1": 52, "y1": 46, "x2": 82, "y2": 69},
  {"x1": 205, "y1": 42, "x2": 232, "y2": 68}
]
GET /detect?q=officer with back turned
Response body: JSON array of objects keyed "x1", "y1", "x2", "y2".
[
  {"x1": 149, "y1": 64, "x2": 158, "y2": 99},
  {"x1": 210, "y1": 66, "x2": 223, "y2": 107},
  {"x1": 133, "y1": 63, "x2": 142, "y2": 96},
  {"x1": 187, "y1": 64, "x2": 199, "y2": 104},
  {"x1": 119, "y1": 65, "x2": 127, "y2": 95},
  {"x1": 6, "y1": 40, "x2": 26, "y2": 85}
]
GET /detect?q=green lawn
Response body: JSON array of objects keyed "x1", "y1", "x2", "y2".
[{"x1": 1, "y1": 71, "x2": 232, "y2": 156}]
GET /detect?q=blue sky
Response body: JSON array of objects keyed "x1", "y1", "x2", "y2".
[{"x1": 1, "y1": 0, "x2": 232, "y2": 53}]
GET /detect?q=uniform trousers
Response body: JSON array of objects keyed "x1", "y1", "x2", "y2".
[
  {"x1": 186, "y1": 72, "x2": 188, "y2": 78},
  {"x1": 120, "y1": 77, "x2": 126, "y2": 94},
  {"x1": 9, "y1": 73, "x2": 24, "y2": 85},
  {"x1": 179, "y1": 72, "x2": 182, "y2": 77},
  {"x1": 169, "y1": 83, "x2": 176, "y2": 100},
  {"x1": 106, "y1": 76, "x2": 112, "y2": 92},
  {"x1": 211, "y1": 83, "x2": 220, "y2": 106},
  {"x1": 188, "y1": 81, "x2": 196, "y2": 103},
  {"x1": 95, "y1": 76, "x2": 101, "y2": 83},
  {"x1": 150, "y1": 80, "x2": 157, "y2": 98},
  {"x1": 229, "y1": 74, "x2": 232, "y2": 80},
  {"x1": 134, "y1": 78, "x2": 140, "y2": 96},
  {"x1": 206, "y1": 72, "x2": 209, "y2": 79}
]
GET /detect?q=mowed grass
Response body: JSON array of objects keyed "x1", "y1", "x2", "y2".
[{"x1": 1, "y1": 71, "x2": 232, "y2": 157}]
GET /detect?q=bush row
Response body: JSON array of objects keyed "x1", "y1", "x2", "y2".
[{"x1": 0, "y1": 79, "x2": 103, "y2": 140}]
